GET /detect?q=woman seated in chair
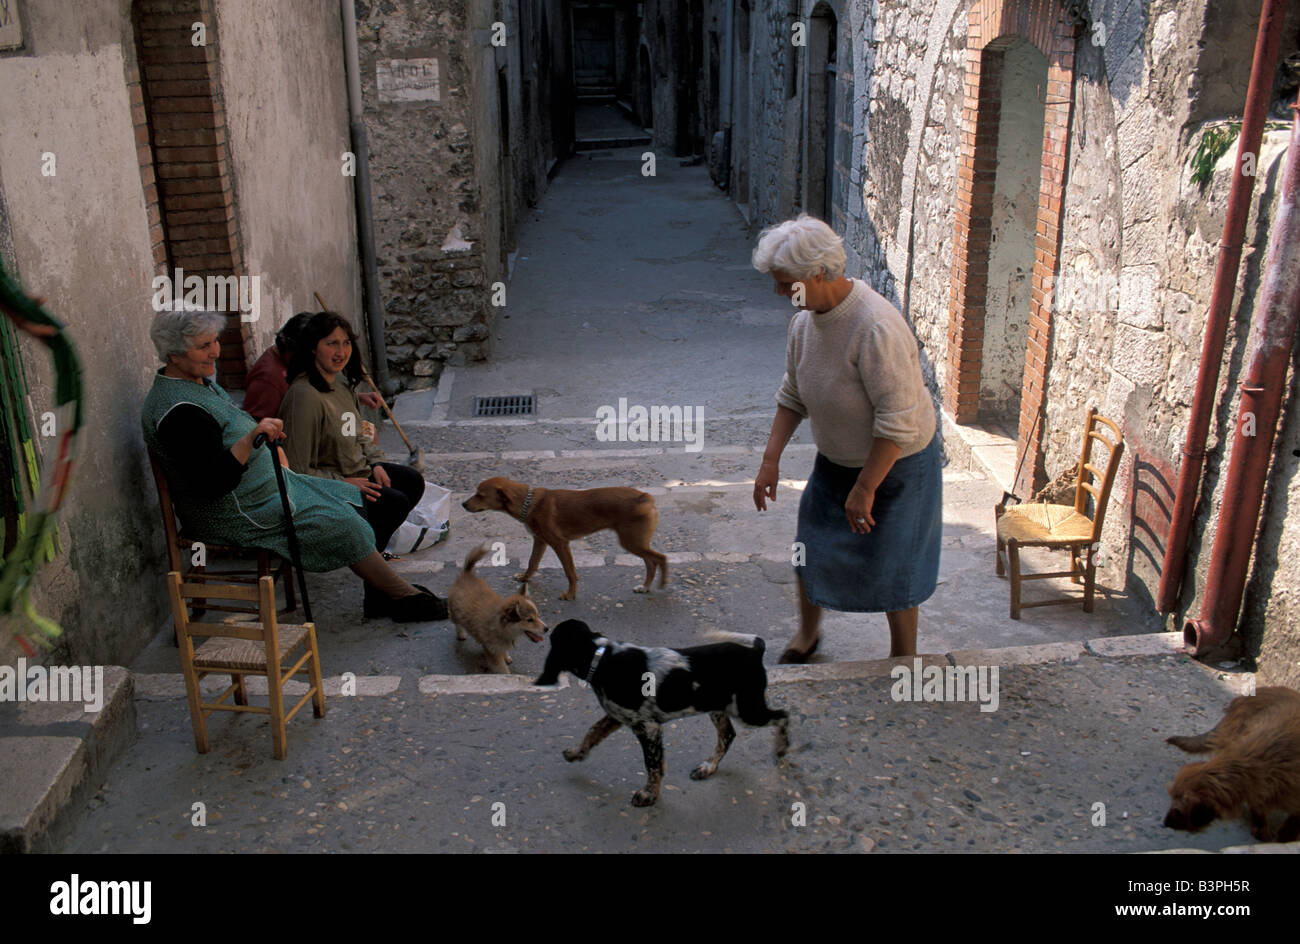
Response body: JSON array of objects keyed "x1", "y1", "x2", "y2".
[
  {"x1": 141, "y1": 308, "x2": 446, "y2": 622},
  {"x1": 276, "y1": 311, "x2": 425, "y2": 564}
]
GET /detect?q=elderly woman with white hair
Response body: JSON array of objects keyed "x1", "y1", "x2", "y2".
[
  {"x1": 140, "y1": 308, "x2": 446, "y2": 622},
  {"x1": 751, "y1": 215, "x2": 941, "y2": 662}
]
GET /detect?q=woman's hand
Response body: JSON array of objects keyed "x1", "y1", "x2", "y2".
[
  {"x1": 846, "y1": 483, "x2": 876, "y2": 534},
  {"x1": 232, "y1": 418, "x2": 284, "y2": 465},
  {"x1": 358, "y1": 391, "x2": 385, "y2": 410},
  {"x1": 250, "y1": 417, "x2": 283, "y2": 444},
  {"x1": 371, "y1": 464, "x2": 391, "y2": 489},
  {"x1": 754, "y1": 458, "x2": 780, "y2": 511},
  {"x1": 346, "y1": 476, "x2": 383, "y2": 502}
]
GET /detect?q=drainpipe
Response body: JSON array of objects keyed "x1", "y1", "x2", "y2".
[
  {"x1": 1156, "y1": 0, "x2": 1287, "y2": 613},
  {"x1": 721, "y1": 0, "x2": 733, "y2": 189},
  {"x1": 340, "y1": 0, "x2": 396, "y2": 396},
  {"x1": 1184, "y1": 91, "x2": 1300, "y2": 655}
]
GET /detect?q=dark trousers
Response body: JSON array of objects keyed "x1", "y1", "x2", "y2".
[{"x1": 361, "y1": 462, "x2": 425, "y2": 554}]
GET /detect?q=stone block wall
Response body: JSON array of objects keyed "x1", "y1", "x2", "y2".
[
  {"x1": 354, "y1": 0, "x2": 495, "y2": 387},
  {"x1": 356, "y1": 0, "x2": 564, "y2": 388}
]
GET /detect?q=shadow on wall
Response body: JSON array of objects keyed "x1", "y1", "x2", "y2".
[
  {"x1": 1125, "y1": 452, "x2": 1175, "y2": 616},
  {"x1": 1084, "y1": 0, "x2": 1151, "y2": 108}
]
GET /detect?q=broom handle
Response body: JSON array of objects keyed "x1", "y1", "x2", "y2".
[
  {"x1": 359, "y1": 363, "x2": 416, "y2": 455},
  {"x1": 313, "y1": 288, "x2": 418, "y2": 455},
  {"x1": 313, "y1": 290, "x2": 417, "y2": 455}
]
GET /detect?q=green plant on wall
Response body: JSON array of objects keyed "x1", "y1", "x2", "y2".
[{"x1": 1190, "y1": 122, "x2": 1242, "y2": 193}]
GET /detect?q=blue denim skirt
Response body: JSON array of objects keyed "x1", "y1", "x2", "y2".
[{"x1": 795, "y1": 433, "x2": 942, "y2": 612}]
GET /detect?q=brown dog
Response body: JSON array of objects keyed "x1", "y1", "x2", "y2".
[
  {"x1": 461, "y1": 477, "x2": 668, "y2": 601},
  {"x1": 1164, "y1": 686, "x2": 1300, "y2": 842},
  {"x1": 447, "y1": 544, "x2": 548, "y2": 674}
]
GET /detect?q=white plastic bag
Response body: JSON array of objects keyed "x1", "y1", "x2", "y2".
[{"x1": 384, "y1": 482, "x2": 452, "y2": 555}]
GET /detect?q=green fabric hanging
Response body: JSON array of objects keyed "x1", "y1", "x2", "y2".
[{"x1": 0, "y1": 254, "x2": 83, "y2": 653}]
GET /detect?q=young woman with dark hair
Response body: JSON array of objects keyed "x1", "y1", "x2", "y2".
[{"x1": 278, "y1": 312, "x2": 437, "y2": 619}]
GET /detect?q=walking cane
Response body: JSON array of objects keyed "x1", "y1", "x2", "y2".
[{"x1": 253, "y1": 433, "x2": 313, "y2": 623}]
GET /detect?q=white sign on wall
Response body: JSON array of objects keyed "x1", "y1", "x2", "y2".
[
  {"x1": 376, "y1": 58, "x2": 440, "y2": 103},
  {"x1": 0, "y1": 0, "x2": 24, "y2": 51}
]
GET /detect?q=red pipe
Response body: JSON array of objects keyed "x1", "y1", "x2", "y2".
[
  {"x1": 1185, "y1": 94, "x2": 1300, "y2": 655},
  {"x1": 1157, "y1": 0, "x2": 1288, "y2": 614}
]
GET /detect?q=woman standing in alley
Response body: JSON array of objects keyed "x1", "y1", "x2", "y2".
[{"x1": 751, "y1": 215, "x2": 941, "y2": 662}]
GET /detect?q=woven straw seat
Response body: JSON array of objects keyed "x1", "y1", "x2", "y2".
[
  {"x1": 194, "y1": 624, "x2": 311, "y2": 671},
  {"x1": 167, "y1": 572, "x2": 324, "y2": 759},
  {"x1": 994, "y1": 408, "x2": 1123, "y2": 619},
  {"x1": 996, "y1": 503, "x2": 1094, "y2": 545}
]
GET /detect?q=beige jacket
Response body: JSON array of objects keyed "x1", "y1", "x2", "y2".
[{"x1": 278, "y1": 374, "x2": 384, "y2": 479}]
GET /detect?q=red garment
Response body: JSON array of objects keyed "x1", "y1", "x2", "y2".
[{"x1": 241, "y1": 346, "x2": 290, "y2": 420}]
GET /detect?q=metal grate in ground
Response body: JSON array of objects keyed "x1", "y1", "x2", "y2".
[{"x1": 473, "y1": 394, "x2": 535, "y2": 417}]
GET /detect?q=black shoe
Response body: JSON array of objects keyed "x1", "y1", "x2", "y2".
[
  {"x1": 409, "y1": 585, "x2": 449, "y2": 622},
  {"x1": 362, "y1": 586, "x2": 448, "y2": 622},
  {"x1": 389, "y1": 588, "x2": 448, "y2": 623},
  {"x1": 362, "y1": 588, "x2": 387, "y2": 620}
]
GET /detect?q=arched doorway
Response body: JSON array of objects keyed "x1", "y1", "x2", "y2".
[
  {"x1": 943, "y1": 0, "x2": 1079, "y2": 498},
  {"x1": 981, "y1": 38, "x2": 1048, "y2": 427}
]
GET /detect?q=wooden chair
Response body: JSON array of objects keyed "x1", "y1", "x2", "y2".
[
  {"x1": 149, "y1": 450, "x2": 295, "y2": 617},
  {"x1": 994, "y1": 408, "x2": 1124, "y2": 619},
  {"x1": 166, "y1": 572, "x2": 325, "y2": 759}
]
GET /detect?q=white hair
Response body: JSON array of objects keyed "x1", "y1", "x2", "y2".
[
  {"x1": 150, "y1": 308, "x2": 227, "y2": 365},
  {"x1": 751, "y1": 214, "x2": 847, "y2": 280}
]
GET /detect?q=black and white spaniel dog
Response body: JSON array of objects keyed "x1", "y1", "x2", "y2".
[{"x1": 534, "y1": 619, "x2": 790, "y2": 806}]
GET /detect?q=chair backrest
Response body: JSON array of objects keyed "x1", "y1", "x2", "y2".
[
  {"x1": 149, "y1": 450, "x2": 184, "y2": 573},
  {"x1": 1073, "y1": 407, "x2": 1124, "y2": 540},
  {"x1": 166, "y1": 571, "x2": 281, "y2": 650}
]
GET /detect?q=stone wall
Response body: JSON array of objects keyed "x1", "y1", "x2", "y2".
[
  {"x1": 354, "y1": 0, "x2": 492, "y2": 387},
  {"x1": 1041, "y1": 0, "x2": 1300, "y2": 675},
  {"x1": 356, "y1": 0, "x2": 564, "y2": 388}
]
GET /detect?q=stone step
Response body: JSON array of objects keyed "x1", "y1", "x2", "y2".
[{"x1": 0, "y1": 667, "x2": 136, "y2": 853}]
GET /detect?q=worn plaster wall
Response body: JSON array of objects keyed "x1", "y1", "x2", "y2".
[
  {"x1": 982, "y1": 40, "x2": 1044, "y2": 423},
  {"x1": 841, "y1": 0, "x2": 967, "y2": 402},
  {"x1": 0, "y1": 0, "x2": 168, "y2": 666},
  {"x1": 215, "y1": 0, "x2": 362, "y2": 356},
  {"x1": 0, "y1": 0, "x2": 374, "y2": 668},
  {"x1": 468, "y1": 0, "x2": 510, "y2": 354}
]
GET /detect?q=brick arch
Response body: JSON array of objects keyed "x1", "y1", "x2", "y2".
[
  {"x1": 944, "y1": 0, "x2": 1078, "y2": 497},
  {"x1": 130, "y1": 0, "x2": 254, "y2": 389}
]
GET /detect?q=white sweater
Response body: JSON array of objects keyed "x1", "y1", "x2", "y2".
[{"x1": 776, "y1": 278, "x2": 936, "y2": 466}]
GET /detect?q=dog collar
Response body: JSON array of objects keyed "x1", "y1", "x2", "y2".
[
  {"x1": 585, "y1": 641, "x2": 608, "y2": 685},
  {"x1": 517, "y1": 485, "x2": 535, "y2": 524}
]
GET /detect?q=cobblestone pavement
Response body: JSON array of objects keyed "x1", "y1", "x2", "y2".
[{"x1": 66, "y1": 650, "x2": 1260, "y2": 853}]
